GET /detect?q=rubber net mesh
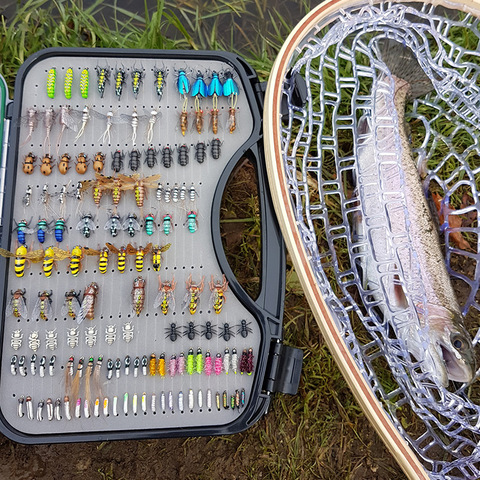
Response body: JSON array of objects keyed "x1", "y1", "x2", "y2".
[{"x1": 280, "y1": 2, "x2": 480, "y2": 478}]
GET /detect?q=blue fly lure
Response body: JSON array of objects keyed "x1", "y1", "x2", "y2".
[
  {"x1": 176, "y1": 70, "x2": 190, "y2": 96},
  {"x1": 191, "y1": 71, "x2": 207, "y2": 98},
  {"x1": 207, "y1": 71, "x2": 223, "y2": 97},
  {"x1": 36, "y1": 219, "x2": 50, "y2": 244},
  {"x1": 54, "y1": 218, "x2": 67, "y2": 243},
  {"x1": 223, "y1": 71, "x2": 239, "y2": 97},
  {"x1": 14, "y1": 219, "x2": 33, "y2": 245}
]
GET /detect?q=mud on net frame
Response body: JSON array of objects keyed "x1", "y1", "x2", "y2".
[{"x1": 280, "y1": 2, "x2": 480, "y2": 479}]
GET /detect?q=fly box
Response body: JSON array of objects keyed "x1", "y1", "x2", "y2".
[{"x1": 0, "y1": 48, "x2": 302, "y2": 443}]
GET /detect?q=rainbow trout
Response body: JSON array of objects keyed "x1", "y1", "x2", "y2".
[{"x1": 355, "y1": 39, "x2": 475, "y2": 387}]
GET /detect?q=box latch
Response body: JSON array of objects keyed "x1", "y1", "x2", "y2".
[{"x1": 264, "y1": 340, "x2": 303, "y2": 395}]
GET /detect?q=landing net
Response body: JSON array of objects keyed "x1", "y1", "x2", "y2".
[{"x1": 280, "y1": 2, "x2": 480, "y2": 478}]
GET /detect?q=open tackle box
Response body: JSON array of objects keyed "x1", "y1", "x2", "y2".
[{"x1": 0, "y1": 48, "x2": 302, "y2": 443}]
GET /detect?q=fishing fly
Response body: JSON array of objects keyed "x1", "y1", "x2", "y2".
[
  {"x1": 131, "y1": 68, "x2": 144, "y2": 98},
  {"x1": 144, "y1": 147, "x2": 159, "y2": 168},
  {"x1": 122, "y1": 213, "x2": 141, "y2": 237},
  {"x1": 165, "y1": 323, "x2": 180, "y2": 342},
  {"x1": 154, "y1": 276, "x2": 176, "y2": 315},
  {"x1": 178, "y1": 144, "x2": 189, "y2": 166},
  {"x1": 151, "y1": 243, "x2": 170, "y2": 272},
  {"x1": 43, "y1": 107, "x2": 55, "y2": 154},
  {"x1": 96, "y1": 66, "x2": 110, "y2": 98},
  {"x1": 162, "y1": 214, "x2": 172, "y2": 235},
  {"x1": 22, "y1": 153, "x2": 36, "y2": 175},
  {"x1": 183, "y1": 275, "x2": 205, "y2": 315},
  {"x1": 118, "y1": 173, "x2": 161, "y2": 209},
  {"x1": 111, "y1": 150, "x2": 125, "y2": 173},
  {"x1": 223, "y1": 70, "x2": 239, "y2": 134},
  {"x1": 20, "y1": 108, "x2": 38, "y2": 147},
  {"x1": 74, "y1": 106, "x2": 91, "y2": 142},
  {"x1": 185, "y1": 211, "x2": 198, "y2": 233},
  {"x1": 33, "y1": 290, "x2": 53, "y2": 321},
  {"x1": 146, "y1": 110, "x2": 158, "y2": 144},
  {"x1": 53, "y1": 217, "x2": 67, "y2": 243},
  {"x1": 128, "y1": 149, "x2": 141, "y2": 172},
  {"x1": 77, "y1": 282, "x2": 99, "y2": 324},
  {"x1": 144, "y1": 213, "x2": 156, "y2": 236},
  {"x1": 209, "y1": 275, "x2": 228, "y2": 314},
  {"x1": 0, "y1": 245, "x2": 44, "y2": 278},
  {"x1": 176, "y1": 68, "x2": 190, "y2": 135},
  {"x1": 126, "y1": 243, "x2": 152, "y2": 273},
  {"x1": 104, "y1": 213, "x2": 123, "y2": 237},
  {"x1": 7, "y1": 289, "x2": 28, "y2": 319},
  {"x1": 47, "y1": 68, "x2": 56, "y2": 99},
  {"x1": 58, "y1": 153, "x2": 71, "y2": 175},
  {"x1": 161, "y1": 146, "x2": 173, "y2": 168},
  {"x1": 14, "y1": 219, "x2": 34, "y2": 245},
  {"x1": 36, "y1": 218, "x2": 51, "y2": 244},
  {"x1": 64, "y1": 67, "x2": 73, "y2": 99},
  {"x1": 153, "y1": 67, "x2": 167, "y2": 100},
  {"x1": 62, "y1": 290, "x2": 81, "y2": 321},
  {"x1": 208, "y1": 71, "x2": 223, "y2": 134},
  {"x1": 22, "y1": 185, "x2": 33, "y2": 207},
  {"x1": 191, "y1": 70, "x2": 207, "y2": 134},
  {"x1": 93, "y1": 152, "x2": 105, "y2": 173},
  {"x1": 210, "y1": 138, "x2": 222, "y2": 159},
  {"x1": 131, "y1": 276, "x2": 146, "y2": 316},
  {"x1": 75, "y1": 153, "x2": 89, "y2": 174},
  {"x1": 80, "y1": 68, "x2": 89, "y2": 99},
  {"x1": 76, "y1": 213, "x2": 95, "y2": 239},
  {"x1": 114, "y1": 67, "x2": 126, "y2": 99},
  {"x1": 195, "y1": 142, "x2": 206, "y2": 164},
  {"x1": 106, "y1": 243, "x2": 127, "y2": 273},
  {"x1": 40, "y1": 154, "x2": 55, "y2": 176}
]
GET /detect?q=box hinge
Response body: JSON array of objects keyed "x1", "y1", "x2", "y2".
[
  {"x1": 0, "y1": 74, "x2": 12, "y2": 234},
  {"x1": 254, "y1": 80, "x2": 267, "y2": 111},
  {"x1": 264, "y1": 340, "x2": 303, "y2": 395}
]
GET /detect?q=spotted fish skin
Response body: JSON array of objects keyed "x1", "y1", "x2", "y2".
[{"x1": 355, "y1": 39, "x2": 475, "y2": 387}]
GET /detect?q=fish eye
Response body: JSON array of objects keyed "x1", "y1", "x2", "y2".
[{"x1": 451, "y1": 333, "x2": 466, "y2": 351}]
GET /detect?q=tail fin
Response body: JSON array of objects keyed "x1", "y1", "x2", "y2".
[{"x1": 377, "y1": 39, "x2": 434, "y2": 99}]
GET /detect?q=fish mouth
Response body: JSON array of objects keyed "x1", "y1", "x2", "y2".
[{"x1": 440, "y1": 343, "x2": 474, "y2": 384}]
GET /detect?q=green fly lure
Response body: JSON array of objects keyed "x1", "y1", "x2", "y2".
[
  {"x1": 47, "y1": 68, "x2": 56, "y2": 99},
  {"x1": 80, "y1": 68, "x2": 89, "y2": 99},
  {"x1": 64, "y1": 68, "x2": 73, "y2": 99}
]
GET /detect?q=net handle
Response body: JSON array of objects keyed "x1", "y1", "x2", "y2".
[{"x1": 262, "y1": 0, "x2": 480, "y2": 477}]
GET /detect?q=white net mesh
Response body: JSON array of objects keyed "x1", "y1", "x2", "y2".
[{"x1": 280, "y1": 2, "x2": 480, "y2": 478}]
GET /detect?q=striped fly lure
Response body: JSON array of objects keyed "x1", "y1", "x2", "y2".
[
  {"x1": 118, "y1": 174, "x2": 161, "y2": 209},
  {"x1": 183, "y1": 275, "x2": 205, "y2": 315},
  {"x1": 33, "y1": 291, "x2": 53, "y2": 321},
  {"x1": 131, "y1": 68, "x2": 144, "y2": 98},
  {"x1": 7, "y1": 289, "x2": 28, "y2": 319},
  {"x1": 209, "y1": 275, "x2": 229, "y2": 314},
  {"x1": 153, "y1": 67, "x2": 167, "y2": 100},
  {"x1": 154, "y1": 276, "x2": 176, "y2": 315},
  {"x1": 62, "y1": 290, "x2": 81, "y2": 321},
  {"x1": 96, "y1": 66, "x2": 110, "y2": 98}
]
